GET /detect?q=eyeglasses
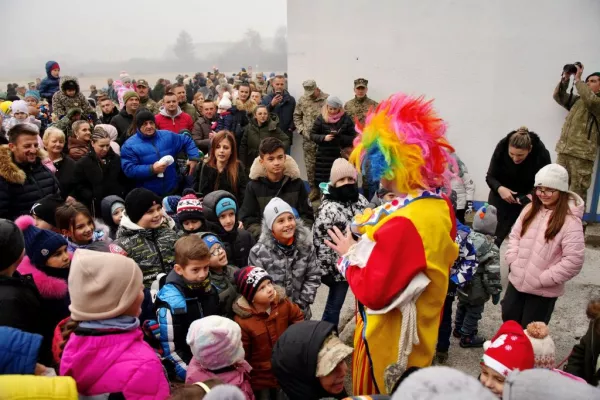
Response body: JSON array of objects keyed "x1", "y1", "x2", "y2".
[
  {"x1": 536, "y1": 187, "x2": 557, "y2": 196},
  {"x1": 210, "y1": 245, "x2": 224, "y2": 256}
]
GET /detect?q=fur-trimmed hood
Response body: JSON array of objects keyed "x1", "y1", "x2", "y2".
[
  {"x1": 232, "y1": 284, "x2": 287, "y2": 318},
  {"x1": 248, "y1": 155, "x2": 301, "y2": 180},
  {"x1": 59, "y1": 75, "x2": 80, "y2": 94},
  {"x1": 234, "y1": 98, "x2": 258, "y2": 113},
  {"x1": 258, "y1": 217, "x2": 313, "y2": 253},
  {"x1": 17, "y1": 256, "x2": 68, "y2": 299},
  {"x1": 0, "y1": 145, "x2": 48, "y2": 185}
]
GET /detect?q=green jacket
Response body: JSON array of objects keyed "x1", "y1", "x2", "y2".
[
  {"x1": 554, "y1": 80, "x2": 600, "y2": 161},
  {"x1": 239, "y1": 113, "x2": 291, "y2": 172}
]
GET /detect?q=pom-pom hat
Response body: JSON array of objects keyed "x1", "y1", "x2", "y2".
[
  {"x1": 481, "y1": 320, "x2": 535, "y2": 377},
  {"x1": 524, "y1": 322, "x2": 556, "y2": 369}
]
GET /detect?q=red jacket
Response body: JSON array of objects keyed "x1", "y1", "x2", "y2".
[{"x1": 155, "y1": 109, "x2": 194, "y2": 134}]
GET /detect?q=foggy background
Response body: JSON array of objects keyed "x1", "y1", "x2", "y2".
[{"x1": 1, "y1": 0, "x2": 287, "y2": 81}]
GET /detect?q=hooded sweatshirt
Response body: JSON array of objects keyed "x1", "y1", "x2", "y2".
[{"x1": 155, "y1": 106, "x2": 194, "y2": 133}]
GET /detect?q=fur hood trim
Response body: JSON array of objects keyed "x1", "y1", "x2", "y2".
[
  {"x1": 258, "y1": 217, "x2": 312, "y2": 252},
  {"x1": 17, "y1": 256, "x2": 68, "y2": 299},
  {"x1": 248, "y1": 155, "x2": 301, "y2": 180},
  {"x1": 0, "y1": 145, "x2": 48, "y2": 184},
  {"x1": 232, "y1": 285, "x2": 286, "y2": 318}
]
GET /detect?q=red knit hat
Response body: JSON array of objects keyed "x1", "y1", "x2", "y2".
[
  {"x1": 234, "y1": 266, "x2": 272, "y2": 303},
  {"x1": 177, "y1": 189, "x2": 204, "y2": 223},
  {"x1": 481, "y1": 320, "x2": 534, "y2": 377}
]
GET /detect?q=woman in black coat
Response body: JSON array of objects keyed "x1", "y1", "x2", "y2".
[
  {"x1": 486, "y1": 126, "x2": 551, "y2": 246},
  {"x1": 310, "y1": 96, "x2": 356, "y2": 188},
  {"x1": 193, "y1": 130, "x2": 248, "y2": 204},
  {"x1": 71, "y1": 125, "x2": 130, "y2": 217}
]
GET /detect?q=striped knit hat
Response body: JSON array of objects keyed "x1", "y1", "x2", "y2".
[
  {"x1": 234, "y1": 266, "x2": 272, "y2": 303},
  {"x1": 177, "y1": 189, "x2": 204, "y2": 223}
]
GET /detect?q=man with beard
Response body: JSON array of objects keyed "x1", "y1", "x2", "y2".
[
  {"x1": 99, "y1": 97, "x2": 119, "y2": 124},
  {"x1": 191, "y1": 100, "x2": 218, "y2": 154},
  {"x1": 173, "y1": 83, "x2": 198, "y2": 122},
  {"x1": 136, "y1": 79, "x2": 159, "y2": 114}
]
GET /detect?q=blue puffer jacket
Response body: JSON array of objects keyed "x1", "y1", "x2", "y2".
[
  {"x1": 0, "y1": 326, "x2": 42, "y2": 374},
  {"x1": 39, "y1": 61, "x2": 60, "y2": 102},
  {"x1": 120, "y1": 129, "x2": 200, "y2": 196}
]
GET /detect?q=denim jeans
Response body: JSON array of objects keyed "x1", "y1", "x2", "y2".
[
  {"x1": 321, "y1": 279, "x2": 349, "y2": 328},
  {"x1": 455, "y1": 300, "x2": 485, "y2": 335},
  {"x1": 436, "y1": 293, "x2": 455, "y2": 352}
]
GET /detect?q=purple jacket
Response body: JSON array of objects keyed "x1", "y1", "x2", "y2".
[
  {"x1": 185, "y1": 357, "x2": 255, "y2": 400},
  {"x1": 60, "y1": 328, "x2": 169, "y2": 400}
]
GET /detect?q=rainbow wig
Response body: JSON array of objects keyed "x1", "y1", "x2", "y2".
[{"x1": 350, "y1": 92, "x2": 455, "y2": 195}]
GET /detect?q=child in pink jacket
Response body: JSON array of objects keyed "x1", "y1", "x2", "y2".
[
  {"x1": 59, "y1": 249, "x2": 169, "y2": 400},
  {"x1": 185, "y1": 315, "x2": 254, "y2": 400},
  {"x1": 502, "y1": 164, "x2": 585, "y2": 328}
]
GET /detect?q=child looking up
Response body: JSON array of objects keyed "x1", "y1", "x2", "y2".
[
  {"x1": 248, "y1": 197, "x2": 319, "y2": 319},
  {"x1": 233, "y1": 267, "x2": 304, "y2": 398},
  {"x1": 186, "y1": 316, "x2": 254, "y2": 400},
  {"x1": 201, "y1": 233, "x2": 239, "y2": 317},
  {"x1": 59, "y1": 249, "x2": 169, "y2": 399},
  {"x1": 154, "y1": 235, "x2": 220, "y2": 381},
  {"x1": 55, "y1": 201, "x2": 107, "y2": 252}
]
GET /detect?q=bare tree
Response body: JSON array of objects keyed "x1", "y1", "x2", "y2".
[{"x1": 174, "y1": 30, "x2": 195, "y2": 62}]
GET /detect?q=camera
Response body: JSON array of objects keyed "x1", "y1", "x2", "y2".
[{"x1": 563, "y1": 62, "x2": 582, "y2": 75}]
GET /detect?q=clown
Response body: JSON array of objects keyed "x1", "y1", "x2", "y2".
[{"x1": 326, "y1": 93, "x2": 459, "y2": 394}]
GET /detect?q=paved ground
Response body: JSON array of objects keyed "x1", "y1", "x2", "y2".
[{"x1": 309, "y1": 242, "x2": 600, "y2": 392}]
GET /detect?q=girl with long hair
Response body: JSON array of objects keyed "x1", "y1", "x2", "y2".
[
  {"x1": 193, "y1": 130, "x2": 247, "y2": 204},
  {"x1": 502, "y1": 163, "x2": 585, "y2": 328}
]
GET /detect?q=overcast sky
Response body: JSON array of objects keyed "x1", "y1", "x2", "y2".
[{"x1": 3, "y1": 0, "x2": 286, "y2": 65}]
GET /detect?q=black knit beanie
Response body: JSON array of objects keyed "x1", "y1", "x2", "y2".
[
  {"x1": 125, "y1": 188, "x2": 163, "y2": 224},
  {"x1": 0, "y1": 219, "x2": 25, "y2": 270},
  {"x1": 135, "y1": 109, "x2": 156, "y2": 131}
]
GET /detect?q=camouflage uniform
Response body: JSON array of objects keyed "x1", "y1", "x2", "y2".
[
  {"x1": 180, "y1": 102, "x2": 199, "y2": 122},
  {"x1": 554, "y1": 79, "x2": 600, "y2": 202},
  {"x1": 254, "y1": 72, "x2": 268, "y2": 95},
  {"x1": 140, "y1": 97, "x2": 159, "y2": 114},
  {"x1": 293, "y1": 80, "x2": 328, "y2": 193},
  {"x1": 51, "y1": 75, "x2": 96, "y2": 120}
]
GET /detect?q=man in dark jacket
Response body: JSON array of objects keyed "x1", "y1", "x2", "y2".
[
  {"x1": 272, "y1": 321, "x2": 352, "y2": 400},
  {"x1": 110, "y1": 91, "x2": 140, "y2": 143},
  {"x1": 0, "y1": 124, "x2": 60, "y2": 221},
  {"x1": 99, "y1": 97, "x2": 119, "y2": 124},
  {"x1": 239, "y1": 138, "x2": 313, "y2": 240},
  {"x1": 262, "y1": 75, "x2": 296, "y2": 144},
  {"x1": 191, "y1": 100, "x2": 218, "y2": 154}
]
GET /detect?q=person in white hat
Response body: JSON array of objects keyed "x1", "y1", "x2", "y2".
[{"x1": 502, "y1": 163, "x2": 585, "y2": 328}]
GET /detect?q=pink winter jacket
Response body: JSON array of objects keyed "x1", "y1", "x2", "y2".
[
  {"x1": 60, "y1": 328, "x2": 169, "y2": 400},
  {"x1": 185, "y1": 358, "x2": 255, "y2": 400},
  {"x1": 505, "y1": 194, "x2": 585, "y2": 298}
]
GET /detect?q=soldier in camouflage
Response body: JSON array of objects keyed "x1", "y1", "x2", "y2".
[
  {"x1": 293, "y1": 79, "x2": 329, "y2": 200},
  {"x1": 554, "y1": 65, "x2": 600, "y2": 202},
  {"x1": 136, "y1": 79, "x2": 159, "y2": 115},
  {"x1": 345, "y1": 78, "x2": 379, "y2": 198}
]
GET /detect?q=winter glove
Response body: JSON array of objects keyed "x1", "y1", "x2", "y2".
[{"x1": 492, "y1": 293, "x2": 500, "y2": 305}]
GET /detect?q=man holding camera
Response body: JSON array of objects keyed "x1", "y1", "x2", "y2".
[{"x1": 554, "y1": 63, "x2": 600, "y2": 203}]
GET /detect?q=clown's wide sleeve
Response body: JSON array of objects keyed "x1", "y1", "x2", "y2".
[{"x1": 345, "y1": 216, "x2": 427, "y2": 310}]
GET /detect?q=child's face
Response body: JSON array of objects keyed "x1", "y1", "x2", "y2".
[
  {"x1": 219, "y1": 209, "x2": 236, "y2": 232},
  {"x1": 175, "y1": 259, "x2": 210, "y2": 283},
  {"x1": 209, "y1": 243, "x2": 228, "y2": 268},
  {"x1": 382, "y1": 193, "x2": 396, "y2": 203},
  {"x1": 63, "y1": 213, "x2": 94, "y2": 244},
  {"x1": 13, "y1": 111, "x2": 28, "y2": 122},
  {"x1": 25, "y1": 97, "x2": 38, "y2": 107},
  {"x1": 272, "y1": 212, "x2": 296, "y2": 241},
  {"x1": 182, "y1": 219, "x2": 202, "y2": 232},
  {"x1": 137, "y1": 204, "x2": 163, "y2": 229},
  {"x1": 112, "y1": 207, "x2": 124, "y2": 226},
  {"x1": 51, "y1": 68, "x2": 60, "y2": 78},
  {"x1": 252, "y1": 279, "x2": 275, "y2": 306},
  {"x1": 259, "y1": 148, "x2": 285, "y2": 178},
  {"x1": 65, "y1": 89, "x2": 76, "y2": 97},
  {"x1": 46, "y1": 245, "x2": 70, "y2": 269},
  {"x1": 479, "y1": 364, "x2": 505, "y2": 398}
]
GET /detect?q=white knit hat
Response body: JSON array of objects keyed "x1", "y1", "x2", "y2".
[
  {"x1": 263, "y1": 197, "x2": 294, "y2": 230},
  {"x1": 219, "y1": 92, "x2": 232, "y2": 110},
  {"x1": 534, "y1": 164, "x2": 569, "y2": 192},
  {"x1": 11, "y1": 100, "x2": 29, "y2": 115},
  {"x1": 524, "y1": 322, "x2": 556, "y2": 369},
  {"x1": 186, "y1": 315, "x2": 245, "y2": 370}
]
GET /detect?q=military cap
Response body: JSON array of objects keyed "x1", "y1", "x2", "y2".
[
  {"x1": 303, "y1": 79, "x2": 317, "y2": 95},
  {"x1": 315, "y1": 333, "x2": 353, "y2": 377},
  {"x1": 354, "y1": 78, "x2": 368, "y2": 88},
  {"x1": 136, "y1": 79, "x2": 149, "y2": 88}
]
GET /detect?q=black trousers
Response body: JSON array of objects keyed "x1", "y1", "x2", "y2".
[{"x1": 501, "y1": 282, "x2": 557, "y2": 329}]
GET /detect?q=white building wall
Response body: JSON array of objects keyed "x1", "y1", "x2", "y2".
[{"x1": 287, "y1": 0, "x2": 600, "y2": 208}]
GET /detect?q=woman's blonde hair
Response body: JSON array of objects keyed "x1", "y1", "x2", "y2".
[{"x1": 42, "y1": 127, "x2": 65, "y2": 146}]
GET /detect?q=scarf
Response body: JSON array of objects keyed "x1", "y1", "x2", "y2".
[
  {"x1": 321, "y1": 104, "x2": 345, "y2": 124},
  {"x1": 184, "y1": 276, "x2": 213, "y2": 293},
  {"x1": 274, "y1": 237, "x2": 296, "y2": 255},
  {"x1": 327, "y1": 183, "x2": 360, "y2": 203},
  {"x1": 79, "y1": 316, "x2": 140, "y2": 331}
]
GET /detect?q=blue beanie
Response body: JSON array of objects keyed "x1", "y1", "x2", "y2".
[
  {"x1": 15, "y1": 215, "x2": 67, "y2": 268},
  {"x1": 216, "y1": 197, "x2": 237, "y2": 217},
  {"x1": 162, "y1": 195, "x2": 181, "y2": 215},
  {"x1": 24, "y1": 90, "x2": 41, "y2": 102},
  {"x1": 202, "y1": 234, "x2": 223, "y2": 250}
]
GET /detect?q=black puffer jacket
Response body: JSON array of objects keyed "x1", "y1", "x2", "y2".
[
  {"x1": 110, "y1": 107, "x2": 135, "y2": 144},
  {"x1": 0, "y1": 146, "x2": 60, "y2": 221},
  {"x1": 310, "y1": 113, "x2": 356, "y2": 186},
  {"x1": 53, "y1": 156, "x2": 76, "y2": 196},
  {"x1": 272, "y1": 321, "x2": 347, "y2": 400},
  {"x1": 71, "y1": 148, "x2": 130, "y2": 217},
  {"x1": 203, "y1": 190, "x2": 255, "y2": 269},
  {"x1": 193, "y1": 161, "x2": 248, "y2": 205}
]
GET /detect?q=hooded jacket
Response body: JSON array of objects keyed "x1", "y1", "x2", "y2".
[
  {"x1": 239, "y1": 156, "x2": 313, "y2": 240},
  {"x1": 154, "y1": 269, "x2": 220, "y2": 380},
  {"x1": 155, "y1": 107, "x2": 194, "y2": 133},
  {"x1": 271, "y1": 320, "x2": 344, "y2": 400},
  {"x1": 0, "y1": 145, "x2": 59, "y2": 221},
  {"x1": 239, "y1": 114, "x2": 291, "y2": 172},
  {"x1": 233, "y1": 285, "x2": 304, "y2": 390},
  {"x1": 564, "y1": 318, "x2": 600, "y2": 386},
  {"x1": 60, "y1": 323, "x2": 169, "y2": 400},
  {"x1": 110, "y1": 107, "x2": 135, "y2": 144},
  {"x1": 248, "y1": 219, "x2": 319, "y2": 319},
  {"x1": 114, "y1": 214, "x2": 178, "y2": 287},
  {"x1": 39, "y1": 61, "x2": 60, "y2": 102},
  {"x1": 51, "y1": 76, "x2": 95, "y2": 120},
  {"x1": 203, "y1": 190, "x2": 254, "y2": 270},
  {"x1": 506, "y1": 193, "x2": 585, "y2": 298},
  {"x1": 100, "y1": 195, "x2": 125, "y2": 239},
  {"x1": 120, "y1": 129, "x2": 200, "y2": 197}
]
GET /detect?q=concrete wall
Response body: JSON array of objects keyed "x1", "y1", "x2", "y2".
[{"x1": 287, "y1": 0, "x2": 600, "y2": 211}]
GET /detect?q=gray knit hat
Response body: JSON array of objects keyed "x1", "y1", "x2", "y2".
[
  {"x1": 263, "y1": 197, "x2": 294, "y2": 230},
  {"x1": 326, "y1": 95, "x2": 343, "y2": 108},
  {"x1": 503, "y1": 368, "x2": 600, "y2": 400},
  {"x1": 473, "y1": 204, "x2": 498, "y2": 236}
]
